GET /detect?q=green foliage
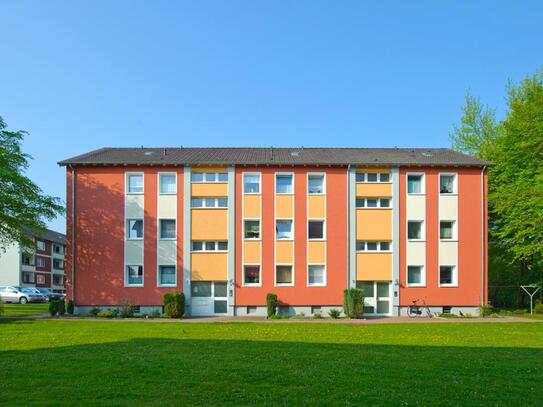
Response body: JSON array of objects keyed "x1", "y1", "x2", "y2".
[
  {"x1": 67, "y1": 300, "x2": 74, "y2": 315},
  {"x1": 48, "y1": 300, "x2": 63, "y2": 316},
  {"x1": 328, "y1": 309, "x2": 341, "y2": 319},
  {"x1": 313, "y1": 311, "x2": 323, "y2": 319},
  {"x1": 0, "y1": 117, "x2": 63, "y2": 251},
  {"x1": 151, "y1": 310, "x2": 161, "y2": 318},
  {"x1": 534, "y1": 303, "x2": 543, "y2": 314},
  {"x1": 0, "y1": 301, "x2": 4, "y2": 316},
  {"x1": 97, "y1": 308, "x2": 119, "y2": 318},
  {"x1": 479, "y1": 304, "x2": 493, "y2": 317},
  {"x1": 163, "y1": 292, "x2": 185, "y2": 318},
  {"x1": 119, "y1": 299, "x2": 136, "y2": 318},
  {"x1": 266, "y1": 293, "x2": 278, "y2": 318},
  {"x1": 89, "y1": 307, "x2": 100, "y2": 317},
  {"x1": 343, "y1": 288, "x2": 365, "y2": 319}
]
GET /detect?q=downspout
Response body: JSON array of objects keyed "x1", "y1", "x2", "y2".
[
  {"x1": 69, "y1": 164, "x2": 75, "y2": 302},
  {"x1": 481, "y1": 165, "x2": 487, "y2": 306}
]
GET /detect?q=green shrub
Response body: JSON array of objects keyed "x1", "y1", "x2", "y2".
[
  {"x1": 67, "y1": 300, "x2": 74, "y2": 315},
  {"x1": 328, "y1": 309, "x2": 341, "y2": 319},
  {"x1": 490, "y1": 313, "x2": 499, "y2": 318},
  {"x1": 343, "y1": 288, "x2": 365, "y2": 319},
  {"x1": 512, "y1": 309, "x2": 527, "y2": 315},
  {"x1": 479, "y1": 304, "x2": 493, "y2": 317},
  {"x1": 97, "y1": 308, "x2": 118, "y2": 318},
  {"x1": 89, "y1": 307, "x2": 100, "y2": 317},
  {"x1": 266, "y1": 293, "x2": 278, "y2": 318},
  {"x1": 163, "y1": 292, "x2": 185, "y2": 318},
  {"x1": 534, "y1": 303, "x2": 543, "y2": 314},
  {"x1": 58, "y1": 301, "x2": 65, "y2": 316},
  {"x1": 119, "y1": 299, "x2": 136, "y2": 318},
  {"x1": 464, "y1": 313, "x2": 473, "y2": 318},
  {"x1": 48, "y1": 300, "x2": 64, "y2": 316},
  {"x1": 151, "y1": 310, "x2": 162, "y2": 318},
  {"x1": 0, "y1": 301, "x2": 4, "y2": 316},
  {"x1": 313, "y1": 311, "x2": 323, "y2": 319}
]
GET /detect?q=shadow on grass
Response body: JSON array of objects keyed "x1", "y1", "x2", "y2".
[{"x1": 1, "y1": 337, "x2": 542, "y2": 406}]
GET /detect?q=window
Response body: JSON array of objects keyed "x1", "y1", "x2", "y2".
[
  {"x1": 440, "y1": 221, "x2": 455, "y2": 240},
  {"x1": 191, "y1": 197, "x2": 228, "y2": 208},
  {"x1": 366, "y1": 173, "x2": 378, "y2": 182},
  {"x1": 191, "y1": 172, "x2": 228, "y2": 183},
  {"x1": 276, "y1": 265, "x2": 293, "y2": 285},
  {"x1": 128, "y1": 174, "x2": 143, "y2": 193},
  {"x1": 159, "y1": 219, "x2": 176, "y2": 239},
  {"x1": 355, "y1": 173, "x2": 365, "y2": 183},
  {"x1": 439, "y1": 266, "x2": 456, "y2": 286},
  {"x1": 276, "y1": 220, "x2": 293, "y2": 240},
  {"x1": 53, "y1": 259, "x2": 64, "y2": 270},
  {"x1": 243, "y1": 174, "x2": 260, "y2": 194},
  {"x1": 53, "y1": 245, "x2": 62, "y2": 254},
  {"x1": 158, "y1": 266, "x2": 176, "y2": 286},
  {"x1": 308, "y1": 174, "x2": 325, "y2": 194},
  {"x1": 407, "y1": 266, "x2": 424, "y2": 286},
  {"x1": 126, "y1": 265, "x2": 143, "y2": 286},
  {"x1": 191, "y1": 240, "x2": 230, "y2": 252},
  {"x1": 192, "y1": 281, "x2": 211, "y2": 297},
  {"x1": 36, "y1": 274, "x2": 45, "y2": 284},
  {"x1": 22, "y1": 272, "x2": 34, "y2": 284},
  {"x1": 440, "y1": 174, "x2": 456, "y2": 194},
  {"x1": 407, "y1": 174, "x2": 423, "y2": 194},
  {"x1": 53, "y1": 274, "x2": 64, "y2": 285},
  {"x1": 244, "y1": 220, "x2": 260, "y2": 239},
  {"x1": 159, "y1": 174, "x2": 176, "y2": 194},
  {"x1": 407, "y1": 221, "x2": 423, "y2": 240},
  {"x1": 356, "y1": 173, "x2": 391, "y2": 183},
  {"x1": 308, "y1": 265, "x2": 325, "y2": 286},
  {"x1": 36, "y1": 257, "x2": 46, "y2": 268},
  {"x1": 356, "y1": 241, "x2": 392, "y2": 252},
  {"x1": 308, "y1": 220, "x2": 324, "y2": 240},
  {"x1": 356, "y1": 198, "x2": 392, "y2": 208},
  {"x1": 276, "y1": 174, "x2": 293, "y2": 194},
  {"x1": 244, "y1": 265, "x2": 260, "y2": 285},
  {"x1": 22, "y1": 254, "x2": 32, "y2": 266},
  {"x1": 127, "y1": 219, "x2": 143, "y2": 239},
  {"x1": 36, "y1": 241, "x2": 45, "y2": 251},
  {"x1": 379, "y1": 173, "x2": 390, "y2": 182}
]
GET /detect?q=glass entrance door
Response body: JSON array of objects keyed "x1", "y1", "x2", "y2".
[
  {"x1": 356, "y1": 281, "x2": 391, "y2": 316},
  {"x1": 191, "y1": 281, "x2": 228, "y2": 316}
]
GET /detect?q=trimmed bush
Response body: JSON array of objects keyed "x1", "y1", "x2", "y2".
[
  {"x1": 89, "y1": 307, "x2": 100, "y2": 317},
  {"x1": 343, "y1": 288, "x2": 365, "y2": 319},
  {"x1": 328, "y1": 309, "x2": 341, "y2": 319},
  {"x1": 313, "y1": 311, "x2": 323, "y2": 319},
  {"x1": 98, "y1": 308, "x2": 119, "y2": 318},
  {"x1": 479, "y1": 304, "x2": 493, "y2": 317},
  {"x1": 119, "y1": 299, "x2": 136, "y2": 318},
  {"x1": 48, "y1": 300, "x2": 64, "y2": 316},
  {"x1": 163, "y1": 292, "x2": 185, "y2": 318},
  {"x1": 67, "y1": 300, "x2": 74, "y2": 315},
  {"x1": 58, "y1": 301, "x2": 65, "y2": 316},
  {"x1": 266, "y1": 293, "x2": 278, "y2": 318},
  {"x1": 534, "y1": 303, "x2": 543, "y2": 314}
]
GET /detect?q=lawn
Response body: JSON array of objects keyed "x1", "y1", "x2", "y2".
[
  {"x1": 1, "y1": 302, "x2": 49, "y2": 316},
  {"x1": 0, "y1": 320, "x2": 542, "y2": 406}
]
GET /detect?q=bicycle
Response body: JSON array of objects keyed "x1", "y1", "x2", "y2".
[{"x1": 407, "y1": 298, "x2": 434, "y2": 318}]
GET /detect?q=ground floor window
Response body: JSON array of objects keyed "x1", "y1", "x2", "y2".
[
  {"x1": 191, "y1": 281, "x2": 228, "y2": 315},
  {"x1": 356, "y1": 281, "x2": 391, "y2": 315},
  {"x1": 158, "y1": 266, "x2": 176, "y2": 286},
  {"x1": 126, "y1": 265, "x2": 143, "y2": 286},
  {"x1": 22, "y1": 272, "x2": 34, "y2": 284}
]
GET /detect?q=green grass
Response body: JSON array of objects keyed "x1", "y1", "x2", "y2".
[
  {"x1": 0, "y1": 320, "x2": 542, "y2": 406},
  {"x1": 1, "y1": 302, "x2": 49, "y2": 316}
]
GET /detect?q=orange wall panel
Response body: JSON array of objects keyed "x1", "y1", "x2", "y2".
[
  {"x1": 275, "y1": 195, "x2": 293, "y2": 219},
  {"x1": 356, "y1": 209, "x2": 392, "y2": 240},
  {"x1": 356, "y1": 183, "x2": 392, "y2": 197},
  {"x1": 308, "y1": 241, "x2": 326, "y2": 264},
  {"x1": 191, "y1": 253, "x2": 228, "y2": 281},
  {"x1": 276, "y1": 241, "x2": 294, "y2": 264},
  {"x1": 243, "y1": 241, "x2": 261, "y2": 264},
  {"x1": 191, "y1": 183, "x2": 228, "y2": 197},
  {"x1": 191, "y1": 209, "x2": 228, "y2": 240},
  {"x1": 356, "y1": 253, "x2": 392, "y2": 281},
  {"x1": 243, "y1": 195, "x2": 261, "y2": 218},
  {"x1": 308, "y1": 195, "x2": 326, "y2": 219}
]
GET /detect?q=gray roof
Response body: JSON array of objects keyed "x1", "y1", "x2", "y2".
[
  {"x1": 27, "y1": 228, "x2": 66, "y2": 245},
  {"x1": 58, "y1": 147, "x2": 491, "y2": 167}
]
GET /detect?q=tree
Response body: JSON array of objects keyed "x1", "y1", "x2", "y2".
[{"x1": 0, "y1": 116, "x2": 63, "y2": 252}]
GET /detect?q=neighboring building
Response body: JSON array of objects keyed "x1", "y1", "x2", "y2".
[
  {"x1": 59, "y1": 147, "x2": 489, "y2": 316},
  {"x1": 0, "y1": 229, "x2": 67, "y2": 293}
]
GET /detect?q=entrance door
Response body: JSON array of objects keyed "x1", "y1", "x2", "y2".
[
  {"x1": 356, "y1": 281, "x2": 391, "y2": 316},
  {"x1": 191, "y1": 282, "x2": 228, "y2": 316}
]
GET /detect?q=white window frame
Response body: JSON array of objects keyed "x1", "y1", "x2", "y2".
[
  {"x1": 439, "y1": 220, "x2": 456, "y2": 241},
  {"x1": 191, "y1": 241, "x2": 228, "y2": 252},
  {"x1": 243, "y1": 219, "x2": 261, "y2": 240},
  {"x1": 407, "y1": 265, "x2": 425, "y2": 287},
  {"x1": 275, "y1": 172, "x2": 294, "y2": 195},
  {"x1": 125, "y1": 265, "x2": 144, "y2": 287},
  {"x1": 243, "y1": 172, "x2": 261, "y2": 195},
  {"x1": 36, "y1": 257, "x2": 46, "y2": 268},
  {"x1": 407, "y1": 220, "x2": 425, "y2": 241},
  {"x1": 191, "y1": 171, "x2": 228, "y2": 183},
  {"x1": 356, "y1": 198, "x2": 392, "y2": 209},
  {"x1": 276, "y1": 219, "x2": 294, "y2": 240},
  {"x1": 275, "y1": 264, "x2": 294, "y2": 287},
  {"x1": 307, "y1": 172, "x2": 326, "y2": 195},
  {"x1": 36, "y1": 241, "x2": 46, "y2": 251},
  {"x1": 159, "y1": 219, "x2": 176, "y2": 240},
  {"x1": 439, "y1": 172, "x2": 457, "y2": 195},
  {"x1": 307, "y1": 264, "x2": 326, "y2": 287},
  {"x1": 406, "y1": 172, "x2": 425, "y2": 195},
  {"x1": 243, "y1": 264, "x2": 261, "y2": 287},
  {"x1": 355, "y1": 172, "x2": 392, "y2": 184},
  {"x1": 126, "y1": 218, "x2": 144, "y2": 240},
  {"x1": 158, "y1": 172, "x2": 177, "y2": 195},
  {"x1": 439, "y1": 265, "x2": 458, "y2": 287},
  {"x1": 157, "y1": 265, "x2": 177, "y2": 287},
  {"x1": 308, "y1": 219, "x2": 326, "y2": 241},
  {"x1": 126, "y1": 172, "x2": 144, "y2": 195},
  {"x1": 356, "y1": 241, "x2": 392, "y2": 252}
]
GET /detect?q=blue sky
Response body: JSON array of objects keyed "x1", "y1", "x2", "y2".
[{"x1": 1, "y1": 1, "x2": 542, "y2": 233}]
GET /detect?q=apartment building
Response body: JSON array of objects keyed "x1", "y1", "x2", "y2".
[
  {"x1": 59, "y1": 147, "x2": 489, "y2": 316},
  {"x1": 0, "y1": 228, "x2": 67, "y2": 293}
]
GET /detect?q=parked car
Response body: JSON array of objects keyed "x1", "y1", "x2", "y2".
[
  {"x1": 34, "y1": 288, "x2": 65, "y2": 302},
  {"x1": 0, "y1": 286, "x2": 47, "y2": 304}
]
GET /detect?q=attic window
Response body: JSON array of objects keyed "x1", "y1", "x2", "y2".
[
  {"x1": 143, "y1": 151, "x2": 154, "y2": 156},
  {"x1": 290, "y1": 151, "x2": 300, "y2": 157}
]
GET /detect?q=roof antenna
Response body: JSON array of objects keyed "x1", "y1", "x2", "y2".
[{"x1": 163, "y1": 148, "x2": 167, "y2": 156}]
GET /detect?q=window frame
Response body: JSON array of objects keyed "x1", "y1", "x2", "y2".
[
  {"x1": 126, "y1": 218, "x2": 144, "y2": 240},
  {"x1": 36, "y1": 257, "x2": 46, "y2": 268},
  {"x1": 36, "y1": 241, "x2": 45, "y2": 251},
  {"x1": 356, "y1": 241, "x2": 392, "y2": 252},
  {"x1": 243, "y1": 264, "x2": 261, "y2": 287},
  {"x1": 191, "y1": 241, "x2": 228, "y2": 252},
  {"x1": 439, "y1": 172, "x2": 457, "y2": 195},
  {"x1": 407, "y1": 265, "x2": 425, "y2": 287},
  {"x1": 439, "y1": 265, "x2": 458, "y2": 287},
  {"x1": 307, "y1": 173, "x2": 326, "y2": 195},
  {"x1": 126, "y1": 172, "x2": 144, "y2": 195},
  {"x1": 191, "y1": 171, "x2": 228, "y2": 183},
  {"x1": 307, "y1": 264, "x2": 326, "y2": 287},
  {"x1": 275, "y1": 219, "x2": 294, "y2": 240},
  {"x1": 243, "y1": 172, "x2": 261, "y2": 195},
  {"x1": 125, "y1": 265, "x2": 144, "y2": 287},
  {"x1": 275, "y1": 264, "x2": 294, "y2": 287},
  {"x1": 355, "y1": 172, "x2": 392, "y2": 183},
  {"x1": 355, "y1": 198, "x2": 392, "y2": 209},
  {"x1": 158, "y1": 172, "x2": 177, "y2": 195},
  {"x1": 275, "y1": 172, "x2": 294, "y2": 195},
  {"x1": 406, "y1": 172, "x2": 425, "y2": 195},
  {"x1": 243, "y1": 219, "x2": 261, "y2": 240},
  {"x1": 439, "y1": 220, "x2": 456, "y2": 241},
  {"x1": 191, "y1": 197, "x2": 228, "y2": 209},
  {"x1": 159, "y1": 219, "x2": 177, "y2": 240},
  {"x1": 157, "y1": 265, "x2": 177, "y2": 287},
  {"x1": 308, "y1": 219, "x2": 326, "y2": 241},
  {"x1": 407, "y1": 220, "x2": 425, "y2": 241}
]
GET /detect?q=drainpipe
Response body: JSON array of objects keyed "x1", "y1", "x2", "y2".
[
  {"x1": 481, "y1": 165, "x2": 487, "y2": 306},
  {"x1": 69, "y1": 164, "x2": 75, "y2": 302}
]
